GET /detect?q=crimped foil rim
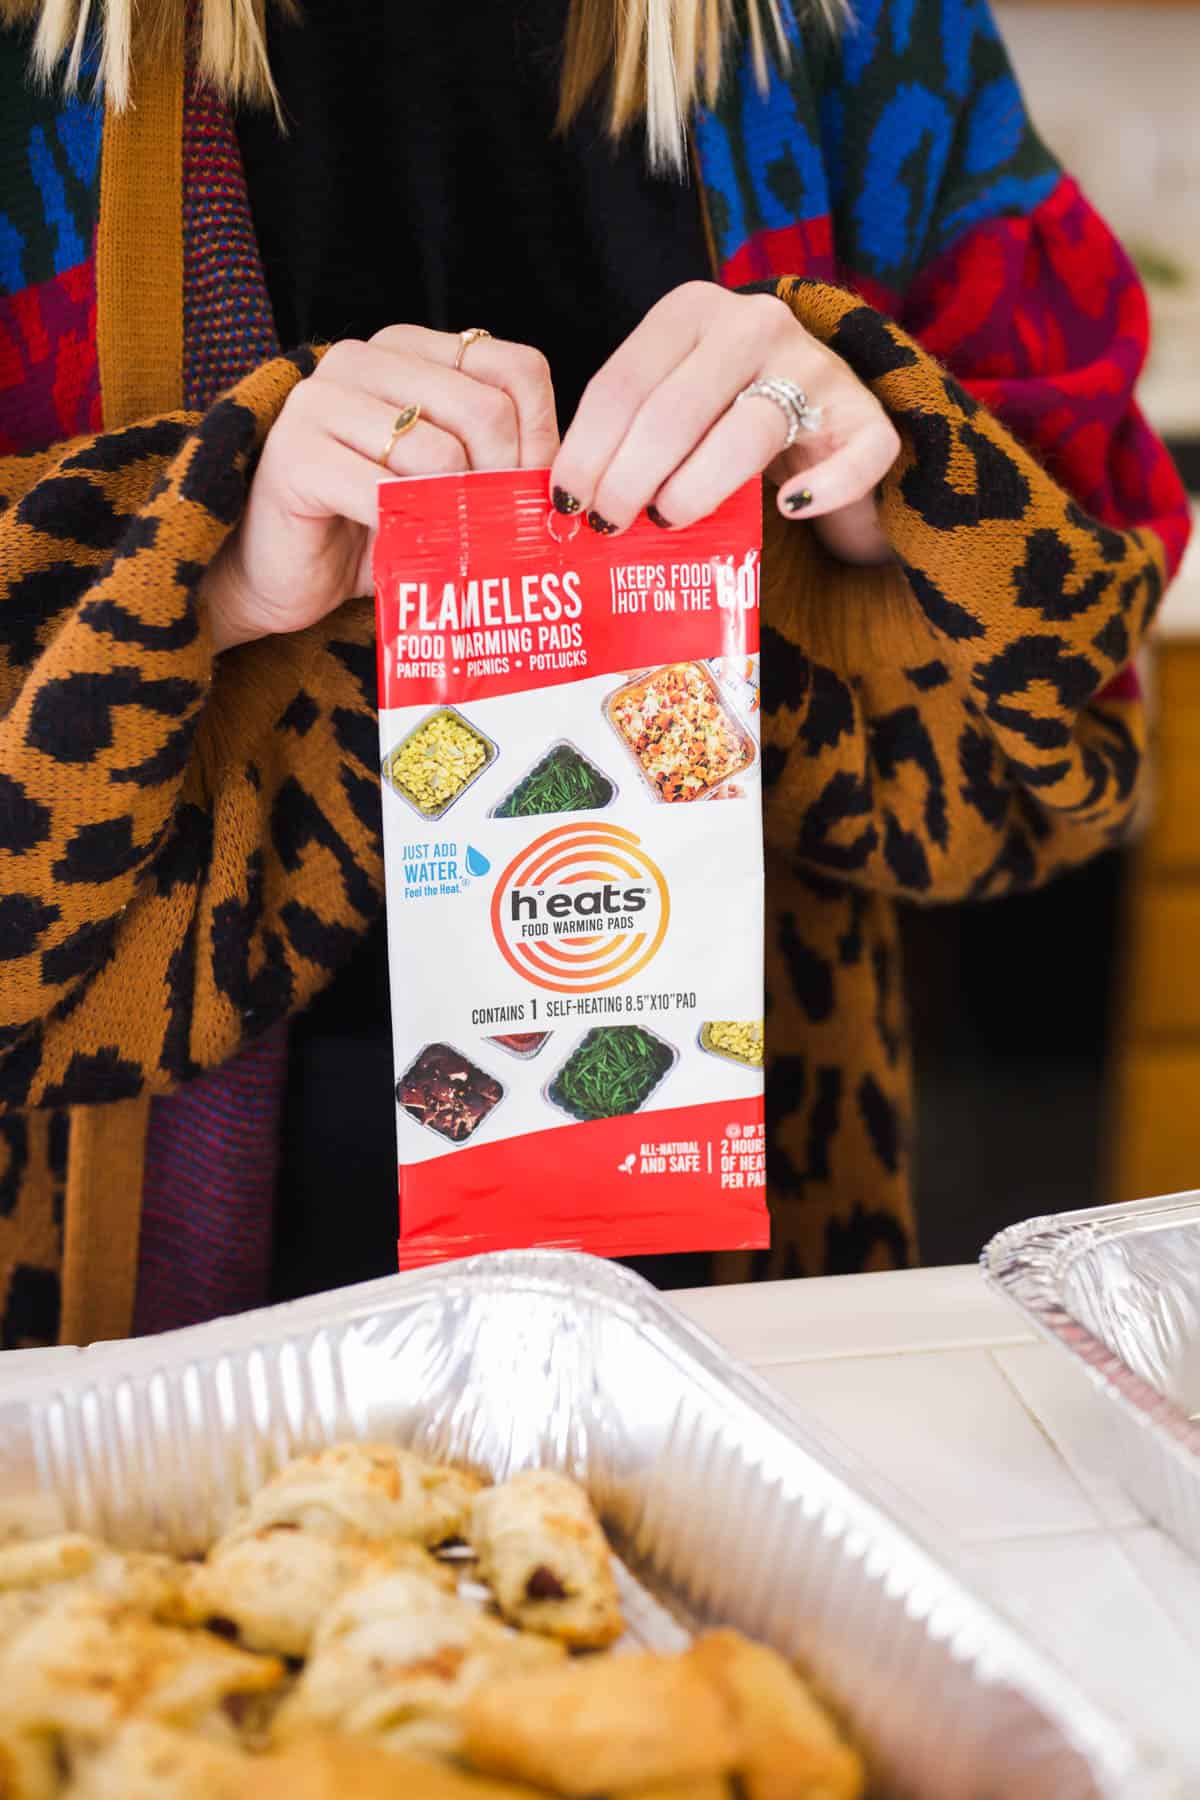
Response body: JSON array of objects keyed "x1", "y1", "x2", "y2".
[{"x1": 982, "y1": 1192, "x2": 1200, "y2": 1466}]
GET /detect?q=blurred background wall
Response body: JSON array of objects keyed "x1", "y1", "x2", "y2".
[{"x1": 910, "y1": 0, "x2": 1200, "y2": 1263}]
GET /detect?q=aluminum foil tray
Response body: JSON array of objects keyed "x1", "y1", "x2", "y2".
[
  {"x1": 985, "y1": 1191, "x2": 1200, "y2": 1566},
  {"x1": 0, "y1": 1251, "x2": 1181, "y2": 1799}
]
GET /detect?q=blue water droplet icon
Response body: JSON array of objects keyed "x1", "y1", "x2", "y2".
[{"x1": 465, "y1": 845, "x2": 491, "y2": 877}]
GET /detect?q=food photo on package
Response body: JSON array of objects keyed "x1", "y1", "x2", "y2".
[{"x1": 374, "y1": 470, "x2": 766, "y2": 1267}]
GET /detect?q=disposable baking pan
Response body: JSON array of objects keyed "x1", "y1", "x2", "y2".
[
  {"x1": 603, "y1": 661, "x2": 758, "y2": 804},
  {"x1": 381, "y1": 705, "x2": 498, "y2": 821},
  {"x1": 394, "y1": 1040, "x2": 506, "y2": 1147},
  {"x1": 486, "y1": 1031, "x2": 551, "y2": 1060},
  {"x1": 488, "y1": 738, "x2": 618, "y2": 819},
  {"x1": 0, "y1": 1253, "x2": 1178, "y2": 1796},
  {"x1": 697, "y1": 1019, "x2": 763, "y2": 1070},
  {"x1": 543, "y1": 1023, "x2": 678, "y2": 1123},
  {"x1": 984, "y1": 1190, "x2": 1200, "y2": 1566}
]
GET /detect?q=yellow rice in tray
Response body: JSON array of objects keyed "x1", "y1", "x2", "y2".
[
  {"x1": 385, "y1": 711, "x2": 489, "y2": 815},
  {"x1": 701, "y1": 1021, "x2": 764, "y2": 1068}
]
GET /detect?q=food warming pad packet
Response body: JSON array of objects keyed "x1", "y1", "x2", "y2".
[{"x1": 374, "y1": 470, "x2": 767, "y2": 1265}]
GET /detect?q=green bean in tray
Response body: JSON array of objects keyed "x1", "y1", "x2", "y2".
[
  {"x1": 549, "y1": 1026, "x2": 674, "y2": 1121},
  {"x1": 494, "y1": 743, "x2": 614, "y2": 818}
]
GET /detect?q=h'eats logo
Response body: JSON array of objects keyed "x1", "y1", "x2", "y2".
[{"x1": 491, "y1": 823, "x2": 670, "y2": 993}]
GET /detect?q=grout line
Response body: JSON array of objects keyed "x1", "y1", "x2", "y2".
[
  {"x1": 743, "y1": 1334, "x2": 1039, "y2": 1369},
  {"x1": 986, "y1": 1346, "x2": 1114, "y2": 1531},
  {"x1": 1096, "y1": 1530, "x2": 1200, "y2": 1658},
  {"x1": 958, "y1": 1520, "x2": 1121, "y2": 1546},
  {"x1": 988, "y1": 1342, "x2": 1149, "y2": 1534}
]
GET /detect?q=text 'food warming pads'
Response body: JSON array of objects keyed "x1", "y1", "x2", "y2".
[{"x1": 374, "y1": 470, "x2": 767, "y2": 1265}]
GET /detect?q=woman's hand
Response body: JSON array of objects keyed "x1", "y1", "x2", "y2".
[
  {"x1": 550, "y1": 282, "x2": 900, "y2": 564},
  {"x1": 203, "y1": 327, "x2": 559, "y2": 654}
]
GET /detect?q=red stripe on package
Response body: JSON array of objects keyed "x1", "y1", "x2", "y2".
[{"x1": 374, "y1": 470, "x2": 768, "y2": 1266}]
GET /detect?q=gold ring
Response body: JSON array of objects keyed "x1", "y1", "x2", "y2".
[
  {"x1": 454, "y1": 327, "x2": 492, "y2": 371},
  {"x1": 379, "y1": 403, "x2": 421, "y2": 467}
]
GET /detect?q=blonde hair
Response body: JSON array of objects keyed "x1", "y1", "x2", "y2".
[{"x1": 5, "y1": 0, "x2": 841, "y2": 166}]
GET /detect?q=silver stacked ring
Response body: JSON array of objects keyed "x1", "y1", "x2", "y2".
[{"x1": 736, "y1": 377, "x2": 824, "y2": 449}]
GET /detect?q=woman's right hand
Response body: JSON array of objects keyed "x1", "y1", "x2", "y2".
[{"x1": 203, "y1": 327, "x2": 559, "y2": 654}]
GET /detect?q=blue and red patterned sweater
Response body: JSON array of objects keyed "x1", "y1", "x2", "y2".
[
  {"x1": 695, "y1": 0, "x2": 1189, "y2": 576},
  {"x1": 3, "y1": 0, "x2": 1187, "y2": 568}
]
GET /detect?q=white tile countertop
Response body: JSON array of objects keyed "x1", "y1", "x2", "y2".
[
  {"x1": 673, "y1": 1265, "x2": 1200, "y2": 1780},
  {"x1": 1156, "y1": 503, "x2": 1200, "y2": 640},
  {"x1": 5, "y1": 1264, "x2": 1200, "y2": 1776}
]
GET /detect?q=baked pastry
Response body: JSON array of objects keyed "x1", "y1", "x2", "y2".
[
  {"x1": 461, "y1": 1652, "x2": 740, "y2": 1794},
  {"x1": 0, "y1": 1587, "x2": 73, "y2": 1644},
  {"x1": 688, "y1": 1631, "x2": 865, "y2": 1800},
  {"x1": 0, "y1": 1721, "x2": 60, "y2": 1800},
  {"x1": 239, "y1": 1737, "x2": 546, "y2": 1800},
  {"x1": 61, "y1": 1721, "x2": 251, "y2": 1800},
  {"x1": 78, "y1": 1550, "x2": 186, "y2": 1618},
  {"x1": 0, "y1": 1443, "x2": 867, "y2": 1799},
  {"x1": 234, "y1": 1444, "x2": 481, "y2": 1547},
  {"x1": 272, "y1": 1568, "x2": 562, "y2": 1756},
  {"x1": 623, "y1": 1785, "x2": 732, "y2": 1800},
  {"x1": 0, "y1": 1535, "x2": 96, "y2": 1591},
  {"x1": 176, "y1": 1527, "x2": 455, "y2": 1658},
  {"x1": 0, "y1": 1590, "x2": 285, "y2": 1741},
  {"x1": 0, "y1": 1535, "x2": 182, "y2": 1617},
  {"x1": 467, "y1": 1470, "x2": 622, "y2": 1648}
]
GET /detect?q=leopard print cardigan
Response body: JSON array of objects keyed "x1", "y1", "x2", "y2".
[{"x1": 0, "y1": 280, "x2": 1167, "y2": 1340}]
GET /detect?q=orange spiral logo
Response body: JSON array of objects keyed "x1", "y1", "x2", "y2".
[{"x1": 491, "y1": 823, "x2": 670, "y2": 993}]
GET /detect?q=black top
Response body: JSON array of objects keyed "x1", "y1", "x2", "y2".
[
  {"x1": 235, "y1": 0, "x2": 711, "y2": 1298},
  {"x1": 236, "y1": 0, "x2": 710, "y2": 425}
]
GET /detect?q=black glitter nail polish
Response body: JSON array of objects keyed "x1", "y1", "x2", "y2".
[
  {"x1": 552, "y1": 487, "x2": 581, "y2": 515},
  {"x1": 785, "y1": 488, "x2": 815, "y2": 512},
  {"x1": 646, "y1": 505, "x2": 673, "y2": 529},
  {"x1": 587, "y1": 511, "x2": 619, "y2": 535}
]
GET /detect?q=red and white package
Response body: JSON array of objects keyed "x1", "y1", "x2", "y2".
[{"x1": 373, "y1": 470, "x2": 767, "y2": 1267}]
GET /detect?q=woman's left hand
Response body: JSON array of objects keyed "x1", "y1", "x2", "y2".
[{"x1": 550, "y1": 282, "x2": 900, "y2": 565}]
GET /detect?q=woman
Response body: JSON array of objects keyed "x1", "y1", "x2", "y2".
[{"x1": 0, "y1": 0, "x2": 1188, "y2": 1345}]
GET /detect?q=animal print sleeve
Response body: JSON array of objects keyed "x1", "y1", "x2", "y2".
[
  {"x1": 758, "y1": 278, "x2": 1186, "y2": 901},
  {"x1": 0, "y1": 350, "x2": 382, "y2": 1112}
]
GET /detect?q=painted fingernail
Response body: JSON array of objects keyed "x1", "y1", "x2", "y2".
[
  {"x1": 587, "y1": 511, "x2": 619, "y2": 535},
  {"x1": 646, "y1": 505, "x2": 673, "y2": 529},
  {"x1": 785, "y1": 488, "x2": 815, "y2": 512},
  {"x1": 552, "y1": 487, "x2": 581, "y2": 515}
]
